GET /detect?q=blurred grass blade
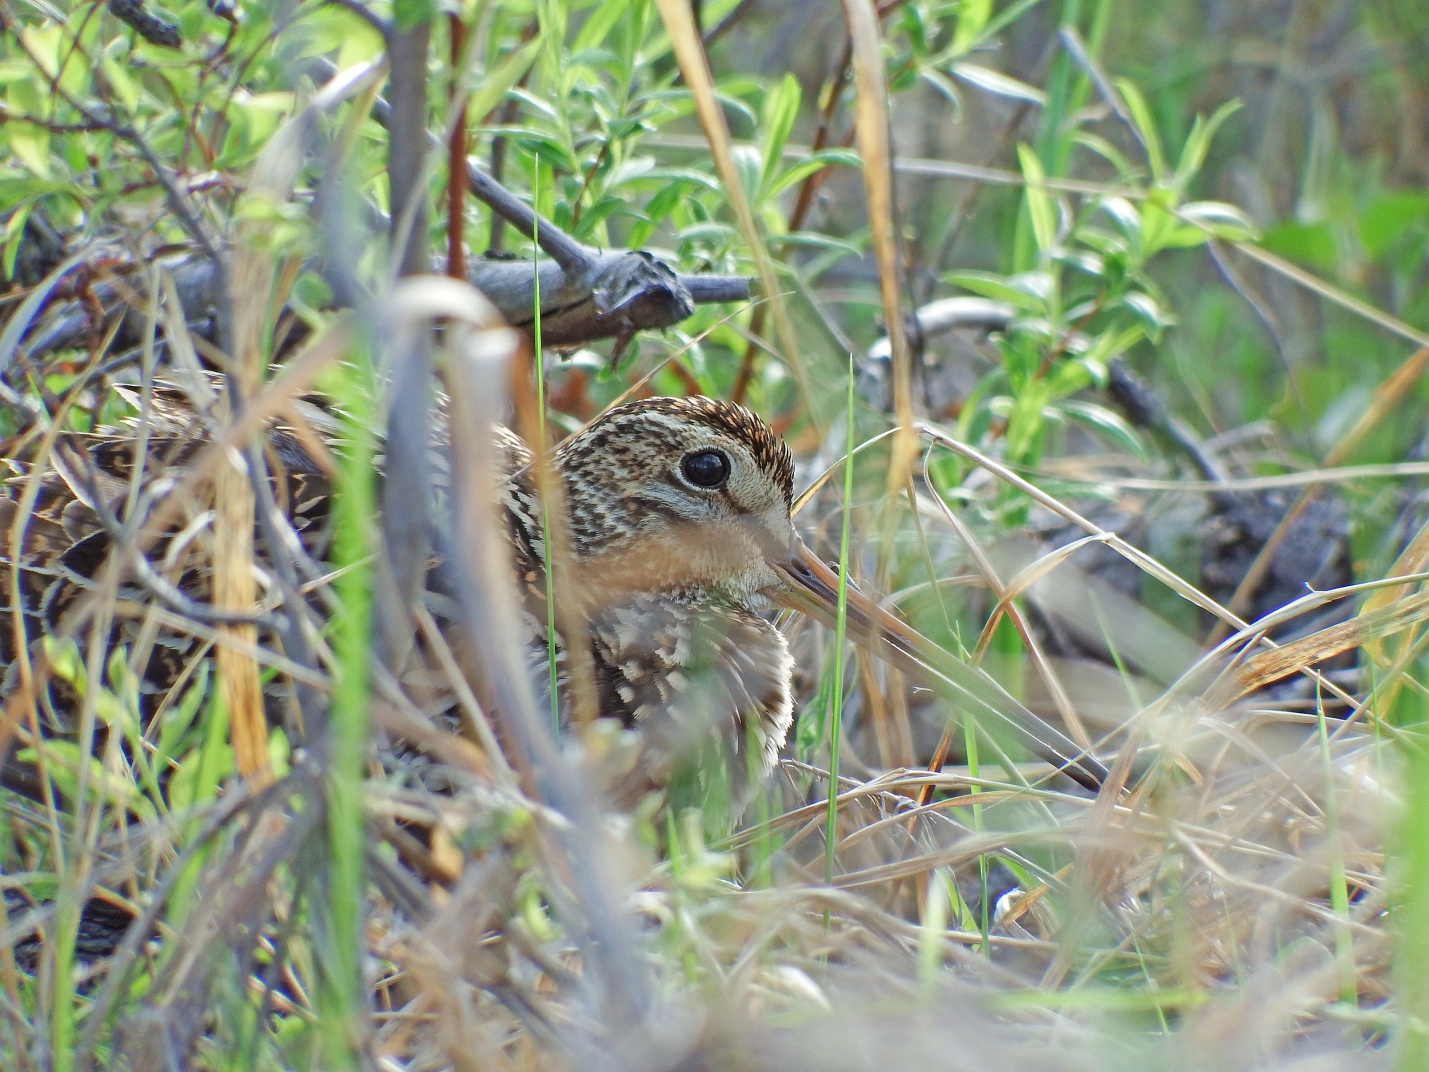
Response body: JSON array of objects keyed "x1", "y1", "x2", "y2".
[
  {"x1": 323, "y1": 338, "x2": 377, "y2": 1069},
  {"x1": 652, "y1": 0, "x2": 811, "y2": 420},
  {"x1": 824, "y1": 357, "x2": 856, "y2": 884},
  {"x1": 841, "y1": 0, "x2": 915, "y2": 487}
]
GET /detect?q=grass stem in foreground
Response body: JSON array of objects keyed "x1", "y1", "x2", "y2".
[
  {"x1": 323, "y1": 348, "x2": 378, "y2": 1071},
  {"x1": 823, "y1": 357, "x2": 856, "y2": 886}
]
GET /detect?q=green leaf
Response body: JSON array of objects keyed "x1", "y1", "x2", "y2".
[
  {"x1": 678, "y1": 221, "x2": 738, "y2": 244},
  {"x1": 643, "y1": 168, "x2": 725, "y2": 195},
  {"x1": 1057, "y1": 399, "x2": 1149, "y2": 460},
  {"x1": 918, "y1": 68, "x2": 963, "y2": 113},
  {"x1": 1360, "y1": 191, "x2": 1429, "y2": 258},
  {"x1": 951, "y1": 0, "x2": 992, "y2": 54},
  {"x1": 573, "y1": 0, "x2": 631, "y2": 52},
  {"x1": 43, "y1": 635, "x2": 85, "y2": 689},
  {"x1": 3, "y1": 202, "x2": 32, "y2": 279},
  {"x1": 766, "y1": 230, "x2": 863, "y2": 258},
  {"x1": 759, "y1": 74, "x2": 801, "y2": 200},
  {"x1": 1073, "y1": 131, "x2": 1136, "y2": 178},
  {"x1": 998, "y1": 331, "x2": 1045, "y2": 393},
  {"x1": 1138, "y1": 185, "x2": 1179, "y2": 258},
  {"x1": 101, "y1": 55, "x2": 142, "y2": 111},
  {"x1": 712, "y1": 87, "x2": 758, "y2": 128},
  {"x1": 604, "y1": 155, "x2": 657, "y2": 188},
  {"x1": 1045, "y1": 355, "x2": 1094, "y2": 396},
  {"x1": 1174, "y1": 99, "x2": 1242, "y2": 193},
  {"x1": 1097, "y1": 196, "x2": 1142, "y2": 241},
  {"x1": 1178, "y1": 200, "x2": 1257, "y2": 242},
  {"x1": 1004, "y1": 381, "x2": 1052, "y2": 464},
  {"x1": 955, "y1": 369, "x2": 1004, "y2": 446},
  {"x1": 469, "y1": 37, "x2": 543, "y2": 123},
  {"x1": 1260, "y1": 219, "x2": 1338, "y2": 273},
  {"x1": 1055, "y1": 248, "x2": 1104, "y2": 277},
  {"x1": 732, "y1": 143, "x2": 762, "y2": 205},
  {"x1": 156, "y1": 662, "x2": 210, "y2": 768},
  {"x1": 947, "y1": 269, "x2": 1051, "y2": 312},
  {"x1": 899, "y1": 3, "x2": 929, "y2": 52},
  {"x1": 392, "y1": 0, "x2": 438, "y2": 32},
  {"x1": 1017, "y1": 143, "x2": 1056, "y2": 253},
  {"x1": 572, "y1": 193, "x2": 631, "y2": 237},
  {"x1": 951, "y1": 63, "x2": 1046, "y2": 105},
  {"x1": 1156, "y1": 225, "x2": 1209, "y2": 249},
  {"x1": 1118, "y1": 291, "x2": 1173, "y2": 336},
  {"x1": 1071, "y1": 324, "x2": 1145, "y2": 379},
  {"x1": 18, "y1": 741, "x2": 157, "y2": 825},
  {"x1": 1114, "y1": 77, "x2": 1166, "y2": 182},
  {"x1": 167, "y1": 733, "x2": 233, "y2": 812},
  {"x1": 763, "y1": 149, "x2": 859, "y2": 199},
  {"x1": 6, "y1": 93, "x2": 50, "y2": 179}
]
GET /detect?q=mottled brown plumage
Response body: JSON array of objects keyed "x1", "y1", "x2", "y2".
[
  {"x1": 1, "y1": 392, "x2": 1107, "y2": 803},
  {"x1": 0, "y1": 396, "x2": 801, "y2": 800},
  {"x1": 513, "y1": 396, "x2": 800, "y2": 796}
]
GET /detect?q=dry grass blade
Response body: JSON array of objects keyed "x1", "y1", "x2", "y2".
[
  {"x1": 1323, "y1": 346, "x2": 1429, "y2": 469},
  {"x1": 1230, "y1": 240, "x2": 1429, "y2": 350},
  {"x1": 1361, "y1": 508, "x2": 1429, "y2": 713},
  {"x1": 1206, "y1": 589, "x2": 1429, "y2": 708},
  {"x1": 841, "y1": 0, "x2": 915, "y2": 487},
  {"x1": 431, "y1": 274, "x2": 657, "y2": 1055},
  {"x1": 1043, "y1": 461, "x2": 1429, "y2": 491},
  {"x1": 211, "y1": 453, "x2": 266, "y2": 783},
  {"x1": 215, "y1": 243, "x2": 267, "y2": 782},
  {"x1": 919, "y1": 423, "x2": 1235, "y2": 623},
  {"x1": 917, "y1": 455, "x2": 1089, "y2": 745},
  {"x1": 652, "y1": 0, "x2": 811, "y2": 420},
  {"x1": 208, "y1": 65, "x2": 382, "y2": 785}
]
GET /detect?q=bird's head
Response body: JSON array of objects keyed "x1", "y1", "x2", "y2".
[
  {"x1": 556, "y1": 396, "x2": 797, "y2": 602},
  {"x1": 553, "y1": 395, "x2": 1107, "y2": 792}
]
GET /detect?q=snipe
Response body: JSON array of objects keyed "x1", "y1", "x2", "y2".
[{"x1": 1, "y1": 394, "x2": 1107, "y2": 801}]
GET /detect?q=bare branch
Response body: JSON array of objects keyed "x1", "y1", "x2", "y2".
[
  {"x1": 107, "y1": 0, "x2": 181, "y2": 49},
  {"x1": 463, "y1": 160, "x2": 591, "y2": 272}
]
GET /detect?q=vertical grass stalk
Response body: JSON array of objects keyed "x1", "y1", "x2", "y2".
[
  {"x1": 961, "y1": 666, "x2": 988, "y2": 950},
  {"x1": 823, "y1": 358, "x2": 857, "y2": 886},
  {"x1": 1394, "y1": 666, "x2": 1429, "y2": 1069},
  {"x1": 323, "y1": 348, "x2": 378, "y2": 1069},
  {"x1": 532, "y1": 165, "x2": 561, "y2": 737},
  {"x1": 1315, "y1": 681, "x2": 1355, "y2": 1005}
]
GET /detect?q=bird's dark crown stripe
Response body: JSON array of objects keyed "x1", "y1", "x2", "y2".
[{"x1": 568, "y1": 397, "x2": 793, "y2": 506}]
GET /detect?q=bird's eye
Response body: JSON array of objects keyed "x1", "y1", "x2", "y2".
[{"x1": 680, "y1": 449, "x2": 731, "y2": 489}]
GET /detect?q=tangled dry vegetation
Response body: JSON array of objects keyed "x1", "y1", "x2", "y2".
[
  {"x1": 2, "y1": 0, "x2": 1428, "y2": 1070},
  {"x1": 0, "y1": 283, "x2": 1413, "y2": 1071}
]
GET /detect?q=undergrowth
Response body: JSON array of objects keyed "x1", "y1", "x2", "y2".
[{"x1": 1, "y1": 0, "x2": 1427, "y2": 1069}]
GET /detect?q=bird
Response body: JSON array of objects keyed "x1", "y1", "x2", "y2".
[{"x1": 0, "y1": 392, "x2": 1107, "y2": 808}]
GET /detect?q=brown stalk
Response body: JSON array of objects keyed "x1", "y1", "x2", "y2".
[
  {"x1": 1210, "y1": 589, "x2": 1429, "y2": 709},
  {"x1": 507, "y1": 341, "x2": 600, "y2": 731},
  {"x1": 219, "y1": 208, "x2": 276, "y2": 788},
  {"x1": 841, "y1": 0, "x2": 914, "y2": 490},
  {"x1": 446, "y1": 13, "x2": 468, "y2": 280},
  {"x1": 212, "y1": 447, "x2": 268, "y2": 785},
  {"x1": 653, "y1": 0, "x2": 814, "y2": 426},
  {"x1": 440, "y1": 289, "x2": 652, "y2": 1035}
]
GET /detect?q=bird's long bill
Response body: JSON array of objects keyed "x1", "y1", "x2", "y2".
[{"x1": 770, "y1": 541, "x2": 1109, "y2": 792}]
